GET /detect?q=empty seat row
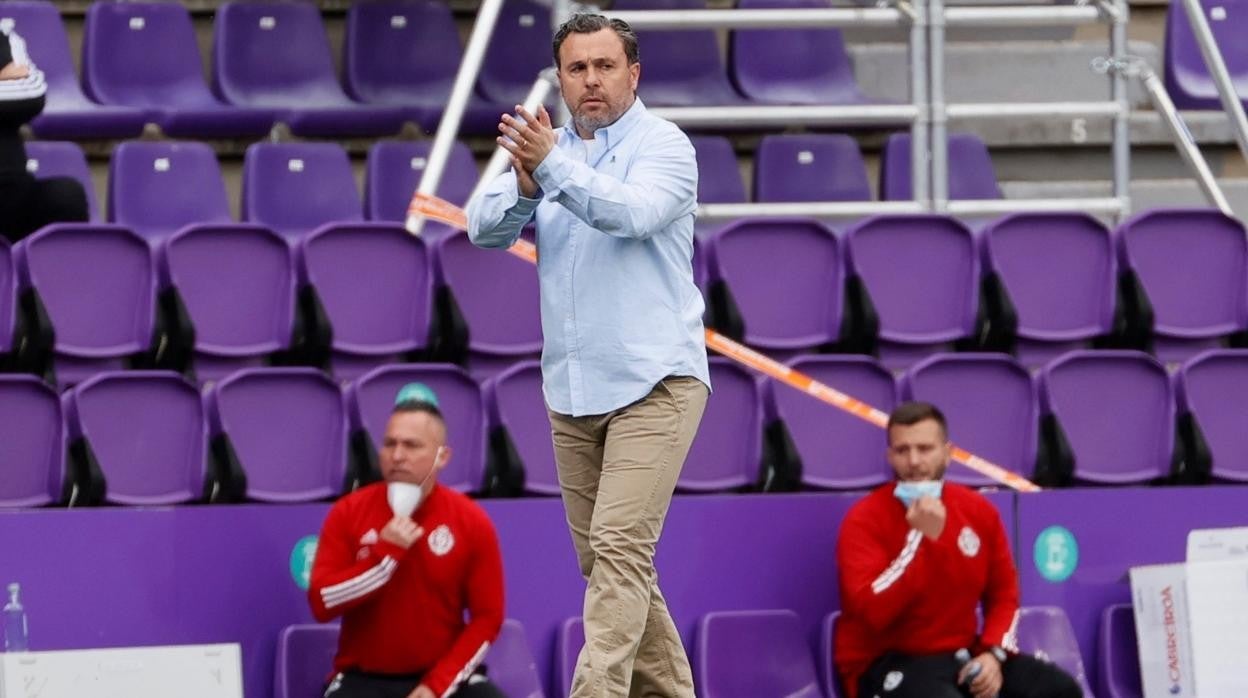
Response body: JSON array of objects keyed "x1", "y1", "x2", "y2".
[
  {"x1": 705, "y1": 208, "x2": 1248, "y2": 367},
  {"x1": 21, "y1": 139, "x2": 478, "y2": 239}
]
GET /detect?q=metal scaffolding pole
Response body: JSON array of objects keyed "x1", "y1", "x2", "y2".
[
  {"x1": 928, "y1": 0, "x2": 948, "y2": 210},
  {"x1": 1139, "y1": 66, "x2": 1233, "y2": 215},
  {"x1": 909, "y1": 0, "x2": 930, "y2": 207},
  {"x1": 1110, "y1": 0, "x2": 1132, "y2": 221}
]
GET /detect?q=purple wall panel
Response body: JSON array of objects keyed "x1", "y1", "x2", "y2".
[{"x1": 1015, "y1": 487, "x2": 1248, "y2": 689}]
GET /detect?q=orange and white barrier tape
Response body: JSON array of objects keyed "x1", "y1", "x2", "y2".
[{"x1": 408, "y1": 192, "x2": 1040, "y2": 492}]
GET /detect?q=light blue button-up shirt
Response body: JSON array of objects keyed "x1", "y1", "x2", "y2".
[{"x1": 466, "y1": 98, "x2": 710, "y2": 417}]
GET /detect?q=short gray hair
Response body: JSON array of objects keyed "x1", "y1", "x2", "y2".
[{"x1": 552, "y1": 13, "x2": 640, "y2": 68}]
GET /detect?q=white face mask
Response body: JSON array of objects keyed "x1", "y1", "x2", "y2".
[
  {"x1": 387, "y1": 446, "x2": 443, "y2": 517},
  {"x1": 894, "y1": 479, "x2": 944, "y2": 508}
]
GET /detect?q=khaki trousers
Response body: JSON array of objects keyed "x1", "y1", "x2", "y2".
[{"x1": 548, "y1": 375, "x2": 708, "y2": 698}]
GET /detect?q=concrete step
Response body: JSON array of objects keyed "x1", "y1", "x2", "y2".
[{"x1": 1001, "y1": 177, "x2": 1248, "y2": 220}]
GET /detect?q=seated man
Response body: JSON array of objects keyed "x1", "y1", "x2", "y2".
[
  {"x1": 835, "y1": 401, "x2": 1082, "y2": 698},
  {"x1": 0, "y1": 24, "x2": 88, "y2": 243},
  {"x1": 309, "y1": 388, "x2": 505, "y2": 698}
]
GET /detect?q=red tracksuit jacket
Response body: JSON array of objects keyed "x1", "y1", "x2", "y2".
[
  {"x1": 309, "y1": 482, "x2": 504, "y2": 698},
  {"x1": 835, "y1": 483, "x2": 1020, "y2": 698}
]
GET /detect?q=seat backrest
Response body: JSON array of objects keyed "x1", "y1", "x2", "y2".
[
  {"x1": 754, "y1": 134, "x2": 870, "y2": 203},
  {"x1": 0, "y1": 375, "x2": 64, "y2": 507},
  {"x1": 0, "y1": 1, "x2": 83, "y2": 102},
  {"x1": 1099, "y1": 604, "x2": 1141, "y2": 698},
  {"x1": 695, "y1": 609, "x2": 822, "y2": 698},
  {"x1": 902, "y1": 353, "x2": 1037, "y2": 486},
  {"x1": 274, "y1": 624, "x2": 339, "y2": 698},
  {"x1": 348, "y1": 364, "x2": 486, "y2": 492},
  {"x1": 731, "y1": 0, "x2": 862, "y2": 105},
  {"x1": 819, "y1": 611, "x2": 842, "y2": 698},
  {"x1": 17, "y1": 223, "x2": 156, "y2": 357},
  {"x1": 776, "y1": 355, "x2": 896, "y2": 489},
  {"x1": 1163, "y1": 0, "x2": 1248, "y2": 108},
  {"x1": 1016, "y1": 606, "x2": 1094, "y2": 697},
  {"x1": 1117, "y1": 208, "x2": 1248, "y2": 343},
  {"x1": 110, "y1": 141, "x2": 233, "y2": 240},
  {"x1": 434, "y1": 231, "x2": 542, "y2": 357},
  {"x1": 881, "y1": 132, "x2": 1002, "y2": 201},
  {"x1": 614, "y1": 0, "x2": 742, "y2": 106},
  {"x1": 487, "y1": 619, "x2": 544, "y2": 698},
  {"x1": 344, "y1": 0, "x2": 463, "y2": 103},
  {"x1": 0, "y1": 240, "x2": 13, "y2": 350},
  {"x1": 680, "y1": 359, "x2": 762, "y2": 492},
  {"x1": 208, "y1": 368, "x2": 347, "y2": 502},
  {"x1": 477, "y1": 0, "x2": 552, "y2": 105},
  {"x1": 23, "y1": 141, "x2": 100, "y2": 221},
  {"x1": 82, "y1": 1, "x2": 209, "y2": 107},
  {"x1": 709, "y1": 217, "x2": 843, "y2": 351},
  {"x1": 487, "y1": 360, "x2": 558, "y2": 496},
  {"x1": 847, "y1": 214, "x2": 978, "y2": 345},
  {"x1": 243, "y1": 142, "x2": 363, "y2": 240},
  {"x1": 1040, "y1": 350, "x2": 1174, "y2": 484},
  {"x1": 213, "y1": 0, "x2": 345, "y2": 105},
  {"x1": 984, "y1": 212, "x2": 1116, "y2": 360},
  {"x1": 66, "y1": 371, "x2": 206, "y2": 505},
  {"x1": 301, "y1": 223, "x2": 432, "y2": 368},
  {"x1": 163, "y1": 224, "x2": 296, "y2": 374},
  {"x1": 689, "y1": 135, "x2": 746, "y2": 205},
  {"x1": 1177, "y1": 348, "x2": 1248, "y2": 482},
  {"x1": 366, "y1": 140, "x2": 479, "y2": 221}
]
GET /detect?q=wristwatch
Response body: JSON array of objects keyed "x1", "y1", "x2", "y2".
[{"x1": 989, "y1": 645, "x2": 1010, "y2": 663}]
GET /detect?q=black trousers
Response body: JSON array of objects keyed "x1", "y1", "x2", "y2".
[
  {"x1": 323, "y1": 670, "x2": 506, "y2": 698},
  {"x1": 0, "y1": 174, "x2": 89, "y2": 243},
  {"x1": 858, "y1": 651, "x2": 1083, "y2": 698}
]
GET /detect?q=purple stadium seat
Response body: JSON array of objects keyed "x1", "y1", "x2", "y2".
[
  {"x1": 344, "y1": 0, "x2": 500, "y2": 134},
  {"x1": 558, "y1": 617, "x2": 584, "y2": 698},
  {"x1": 274, "y1": 624, "x2": 338, "y2": 698},
  {"x1": 881, "y1": 132, "x2": 1002, "y2": 201},
  {"x1": 207, "y1": 368, "x2": 347, "y2": 502},
  {"x1": 109, "y1": 141, "x2": 233, "y2": 241},
  {"x1": 365, "y1": 140, "x2": 479, "y2": 239},
  {"x1": 614, "y1": 0, "x2": 748, "y2": 107},
  {"x1": 901, "y1": 353, "x2": 1037, "y2": 486},
  {"x1": 1163, "y1": 0, "x2": 1248, "y2": 110},
  {"x1": 433, "y1": 231, "x2": 541, "y2": 376},
  {"x1": 15, "y1": 224, "x2": 157, "y2": 387},
  {"x1": 1016, "y1": 606, "x2": 1095, "y2": 698},
  {"x1": 243, "y1": 143, "x2": 363, "y2": 241},
  {"x1": 695, "y1": 609, "x2": 822, "y2": 698},
  {"x1": 1116, "y1": 208, "x2": 1248, "y2": 363},
  {"x1": 754, "y1": 134, "x2": 871, "y2": 203},
  {"x1": 1177, "y1": 349, "x2": 1248, "y2": 482},
  {"x1": 477, "y1": 0, "x2": 557, "y2": 108},
  {"x1": 731, "y1": 0, "x2": 870, "y2": 106},
  {"x1": 690, "y1": 135, "x2": 746, "y2": 207},
  {"x1": 0, "y1": 376, "x2": 63, "y2": 508},
  {"x1": 770, "y1": 355, "x2": 895, "y2": 490},
  {"x1": 0, "y1": 1, "x2": 149, "y2": 139},
  {"x1": 64, "y1": 371, "x2": 206, "y2": 505},
  {"x1": 162, "y1": 225, "x2": 296, "y2": 383},
  {"x1": 819, "y1": 612, "x2": 842, "y2": 698},
  {"x1": 22, "y1": 141, "x2": 100, "y2": 221},
  {"x1": 485, "y1": 360, "x2": 558, "y2": 496},
  {"x1": 347, "y1": 364, "x2": 486, "y2": 492},
  {"x1": 0, "y1": 240, "x2": 14, "y2": 353},
  {"x1": 1098, "y1": 604, "x2": 1141, "y2": 698},
  {"x1": 983, "y1": 213, "x2": 1117, "y2": 366},
  {"x1": 680, "y1": 358, "x2": 762, "y2": 492},
  {"x1": 847, "y1": 215, "x2": 979, "y2": 368},
  {"x1": 82, "y1": 2, "x2": 277, "y2": 138},
  {"x1": 300, "y1": 224, "x2": 433, "y2": 381},
  {"x1": 1039, "y1": 350, "x2": 1174, "y2": 485},
  {"x1": 212, "y1": 1, "x2": 405, "y2": 138},
  {"x1": 707, "y1": 217, "x2": 843, "y2": 358},
  {"x1": 488, "y1": 620, "x2": 544, "y2": 698}
]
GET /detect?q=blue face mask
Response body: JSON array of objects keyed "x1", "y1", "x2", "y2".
[{"x1": 894, "y1": 480, "x2": 944, "y2": 508}]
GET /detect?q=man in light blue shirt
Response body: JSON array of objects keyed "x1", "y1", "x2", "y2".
[{"x1": 466, "y1": 13, "x2": 709, "y2": 698}]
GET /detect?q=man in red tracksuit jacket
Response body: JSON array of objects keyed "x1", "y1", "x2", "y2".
[
  {"x1": 836, "y1": 401, "x2": 1081, "y2": 698},
  {"x1": 309, "y1": 398, "x2": 505, "y2": 698}
]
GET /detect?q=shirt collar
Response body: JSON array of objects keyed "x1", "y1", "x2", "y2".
[{"x1": 563, "y1": 96, "x2": 646, "y2": 150}]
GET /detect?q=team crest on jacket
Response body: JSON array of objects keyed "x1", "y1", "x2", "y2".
[
  {"x1": 428, "y1": 524, "x2": 455, "y2": 556},
  {"x1": 958, "y1": 526, "x2": 981, "y2": 557},
  {"x1": 883, "y1": 671, "x2": 903, "y2": 691}
]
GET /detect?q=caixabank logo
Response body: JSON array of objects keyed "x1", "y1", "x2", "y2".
[{"x1": 1160, "y1": 585, "x2": 1183, "y2": 695}]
